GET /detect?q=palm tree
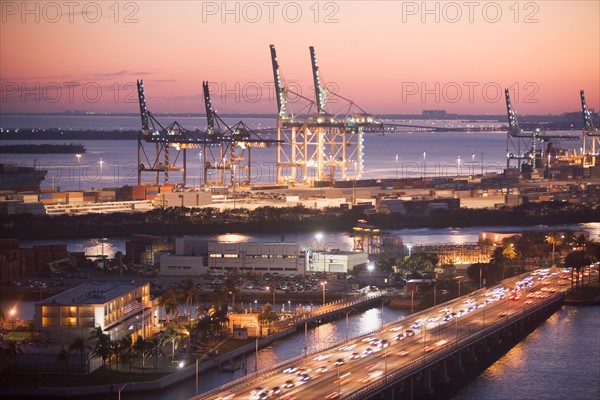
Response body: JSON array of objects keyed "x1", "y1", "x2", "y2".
[
  {"x1": 146, "y1": 337, "x2": 165, "y2": 377},
  {"x1": 68, "y1": 336, "x2": 89, "y2": 371},
  {"x1": 181, "y1": 323, "x2": 195, "y2": 356},
  {"x1": 134, "y1": 336, "x2": 149, "y2": 372},
  {"x1": 158, "y1": 287, "x2": 180, "y2": 322},
  {"x1": 545, "y1": 232, "x2": 564, "y2": 267},
  {"x1": 0, "y1": 341, "x2": 23, "y2": 367},
  {"x1": 161, "y1": 326, "x2": 181, "y2": 362},
  {"x1": 223, "y1": 278, "x2": 239, "y2": 306},
  {"x1": 89, "y1": 327, "x2": 111, "y2": 369},
  {"x1": 119, "y1": 334, "x2": 135, "y2": 373},
  {"x1": 181, "y1": 278, "x2": 199, "y2": 317},
  {"x1": 258, "y1": 304, "x2": 279, "y2": 336},
  {"x1": 565, "y1": 250, "x2": 593, "y2": 289},
  {"x1": 56, "y1": 348, "x2": 70, "y2": 372},
  {"x1": 110, "y1": 339, "x2": 125, "y2": 371}
]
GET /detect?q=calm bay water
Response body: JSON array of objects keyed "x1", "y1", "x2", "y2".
[
  {"x1": 450, "y1": 305, "x2": 600, "y2": 400},
  {"x1": 0, "y1": 115, "x2": 582, "y2": 191}
]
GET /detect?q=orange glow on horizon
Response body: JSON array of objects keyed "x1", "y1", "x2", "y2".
[{"x1": 0, "y1": 1, "x2": 598, "y2": 114}]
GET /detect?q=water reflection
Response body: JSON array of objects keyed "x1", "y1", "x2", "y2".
[{"x1": 119, "y1": 307, "x2": 409, "y2": 400}]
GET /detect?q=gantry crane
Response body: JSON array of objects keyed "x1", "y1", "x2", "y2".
[
  {"x1": 202, "y1": 81, "x2": 280, "y2": 186},
  {"x1": 504, "y1": 88, "x2": 577, "y2": 176},
  {"x1": 271, "y1": 45, "x2": 382, "y2": 184},
  {"x1": 136, "y1": 79, "x2": 188, "y2": 186}
]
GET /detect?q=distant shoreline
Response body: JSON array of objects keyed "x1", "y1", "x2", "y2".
[
  {"x1": 0, "y1": 143, "x2": 86, "y2": 154},
  {"x1": 0, "y1": 130, "x2": 139, "y2": 140}
]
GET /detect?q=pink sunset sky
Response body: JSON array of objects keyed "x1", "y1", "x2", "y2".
[{"x1": 1, "y1": 0, "x2": 598, "y2": 115}]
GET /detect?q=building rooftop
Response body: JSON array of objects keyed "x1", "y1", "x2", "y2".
[{"x1": 37, "y1": 281, "x2": 145, "y2": 306}]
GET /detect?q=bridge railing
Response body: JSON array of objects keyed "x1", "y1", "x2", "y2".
[
  {"x1": 345, "y1": 291, "x2": 565, "y2": 400},
  {"x1": 198, "y1": 275, "x2": 566, "y2": 400}
]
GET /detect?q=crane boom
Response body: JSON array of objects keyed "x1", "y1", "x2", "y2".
[
  {"x1": 580, "y1": 90, "x2": 597, "y2": 131},
  {"x1": 203, "y1": 81, "x2": 215, "y2": 130},
  {"x1": 309, "y1": 46, "x2": 326, "y2": 114},
  {"x1": 270, "y1": 44, "x2": 287, "y2": 119},
  {"x1": 505, "y1": 88, "x2": 521, "y2": 136},
  {"x1": 137, "y1": 80, "x2": 149, "y2": 131}
]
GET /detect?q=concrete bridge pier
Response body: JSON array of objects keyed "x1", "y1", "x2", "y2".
[
  {"x1": 422, "y1": 367, "x2": 434, "y2": 395},
  {"x1": 489, "y1": 333, "x2": 503, "y2": 346},
  {"x1": 453, "y1": 352, "x2": 464, "y2": 372},
  {"x1": 436, "y1": 360, "x2": 450, "y2": 383},
  {"x1": 478, "y1": 339, "x2": 490, "y2": 354},
  {"x1": 465, "y1": 345, "x2": 478, "y2": 363}
]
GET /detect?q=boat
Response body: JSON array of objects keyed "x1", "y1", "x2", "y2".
[{"x1": 0, "y1": 163, "x2": 48, "y2": 191}]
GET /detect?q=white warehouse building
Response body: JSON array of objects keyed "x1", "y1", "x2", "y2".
[
  {"x1": 309, "y1": 250, "x2": 369, "y2": 273},
  {"x1": 160, "y1": 237, "x2": 309, "y2": 276}
]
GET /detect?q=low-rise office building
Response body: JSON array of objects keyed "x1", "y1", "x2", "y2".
[
  {"x1": 160, "y1": 237, "x2": 309, "y2": 276},
  {"x1": 34, "y1": 281, "x2": 152, "y2": 344}
]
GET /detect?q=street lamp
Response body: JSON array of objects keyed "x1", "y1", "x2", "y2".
[
  {"x1": 368, "y1": 262, "x2": 374, "y2": 285},
  {"x1": 118, "y1": 382, "x2": 129, "y2": 400},
  {"x1": 199, "y1": 151, "x2": 203, "y2": 187},
  {"x1": 422, "y1": 151, "x2": 426, "y2": 178},
  {"x1": 457, "y1": 155, "x2": 461, "y2": 176},
  {"x1": 254, "y1": 299, "x2": 257, "y2": 313},
  {"x1": 75, "y1": 154, "x2": 81, "y2": 190},
  {"x1": 353, "y1": 161, "x2": 357, "y2": 205},
  {"x1": 433, "y1": 281, "x2": 441, "y2": 306},
  {"x1": 395, "y1": 153, "x2": 399, "y2": 179},
  {"x1": 406, "y1": 243, "x2": 413, "y2": 258},
  {"x1": 99, "y1": 158, "x2": 104, "y2": 188},
  {"x1": 266, "y1": 286, "x2": 275, "y2": 306},
  {"x1": 455, "y1": 275, "x2": 465, "y2": 297},
  {"x1": 315, "y1": 232, "x2": 323, "y2": 251},
  {"x1": 321, "y1": 281, "x2": 327, "y2": 305}
]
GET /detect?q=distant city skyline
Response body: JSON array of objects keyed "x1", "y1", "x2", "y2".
[{"x1": 1, "y1": 1, "x2": 598, "y2": 115}]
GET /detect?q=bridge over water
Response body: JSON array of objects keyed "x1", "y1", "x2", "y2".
[{"x1": 197, "y1": 269, "x2": 570, "y2": 400}]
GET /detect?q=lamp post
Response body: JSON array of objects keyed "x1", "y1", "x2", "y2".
[
  {"x1": 433, "y1": 281, "x2": 440, "y2": 307},
  {"x1": 266, "y1": 286, "x2": 275, "y2": 307},
  {"x1": 254, "y1": 299, "x2": 257, "y2": 313},
  {"x1": 321, "y1": 281, "x2": 327, "y2": 305},
  {"x1": 422, "y1": 151, "x2": 426, "y2": 178},
  {"x1": 9, "y1": 307, "x2": 16, "y2": 330},
  {"x1": 118, "y1": 382, "x2": 129, "y2": 400},
  {"x1": 199, "y1": 151, "x2": 203, "y2": 188},
  {"x1": 195, "y1": 358, "x2": 199, "y2": 396},
  {"x1": 457, "y1": 155, "x2": 461, "y2": 177},
  {"x1": 455, "y1": 275, "x2": 465, "y2": 297},
  {"x1": 75, "y1": 154, "x2": 81, "y2": 190},
  {"x1": 345, "y1": 311, "x2": 350, "y2": 341},
  {"x1": 353, "y1": 161, "x2": 357, "y2": 205},
  {"x1": 407, "y1": 244, "x2": 413, "y2": 258},
  {"x1": 99, "y1": 158, "x2": 104, "y2": 188},
  {"x1": 368, "y1": 262, "x2": 374, "y2": 285},
  {"x1": 315, "y1": 232, "x2": 323, "y2": 251},
  {"x1": 395, "y1": 153, "x2": 399, "y2": 179}
]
